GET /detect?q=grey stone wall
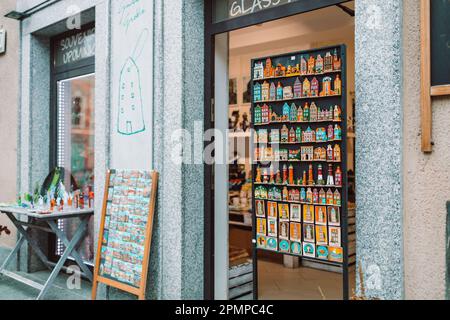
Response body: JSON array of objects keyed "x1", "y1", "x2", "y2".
[{"x1": 355, "y1": 0, "x2": 404, "y2": 300}]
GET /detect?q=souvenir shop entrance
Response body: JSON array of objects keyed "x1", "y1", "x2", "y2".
[{"x1": 204, "y1": 1, "x2": 356, "y2": 300}]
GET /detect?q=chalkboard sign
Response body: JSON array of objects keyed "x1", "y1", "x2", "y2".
[
  {"x1": 430, "y1": 0, "x2": 450, "y2": 87},
  {"x1": 92, "y1": 169, "x2": 158, "y2": 300}
]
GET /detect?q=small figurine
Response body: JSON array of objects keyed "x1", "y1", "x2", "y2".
[
  {"x1": 315, "y1": 54, "x2": 324, "y2": 74},
  {"x1": 306, "y1": 188, "x2": 313, "y2": 203},
  {"x1": 303, "y1": 103, "x2": 310, "y2": 122},
  {"x1": 334, "y1": 144, "x2": 341, "y2": 162},
  {"x1": 300, "y1": 55, "x2": 307, "y2": 75},
  {"x1": 282, "y1": 103, "x2": 290, "y2": 121},
  {"x1": 313, "y1": 188, "x2": 319, "y2": 204},
  {"x1": 276, "y1": 170, "x2": 282, "y2": 184},
  {"x1": 282, "y1": 165, "x2": 288, "y2": 184},
  {"x1": 333, "y1": 49, "x2": 341, "y2": 71},
  {"x1": 297, "y1": 104, "x2": 304, "y2": 122},
  {"x1": 326, "y1": 189, "x2": 334, "y2": 205},
  {"x1": 254, "y1": 61, "x2": 264, "y2": 79},
  {"x1": 282, "y1": 187, "x2": 289, "y2": 201},
  {"x1": 311, "y1": 77, "x2": 319, "y2": 97},
  {"x1": 254, "y1": 83, "x2": 262, "y2": 102},
  {"x1": 261, "y1": 104, "x2": 270, "y2": 124},
  {"x1": 289, "y1": 127, "x2": 296, "y2": 143},
  {"x1": 334, "y1": 190, "x2": 341, "y2": 206},
  {"x1": 296, "y1": 127, "x2": 302, "y2": 143},
  {"x1": 314, "y1": 147, "x2": 326, "y2": 161},
  {"x1": 335, "y1": 166, "x2": 342, "y2": 186},
  {"x1": 264, "y1": 58, "x2": 273, "y2": 78},
  {"x1": 301, "y1": 146, "x2": 314, "y2": 161},
  {"x1": 302, "y1": 78, "x2": 311, "y2": 97},
  {"x1": 290, "y1": 103, "x2": 297, "y2": 122},
  {"x1": 254, "y1": 105, "x2": 262, "y2": 124},
  {"x1": 293, "y1": 77, "x2": 302, "y2": 98},
  {"x1": 327, "y1": 145, "x2": 334, "y2": 161},
  {"x1": 310, "y1": 102, "x2": 318, "y2": 122},
  {"x1": 320, "y1": 77, "x2": 333, "y2": 96},
  {"x1": 275, "y1": 63, "x2": 286, "y2": 77},
  {"x1": 269, "y1": 82, "x2": 276, "y2": 101},
  {"x1": 281, "y1": 125, "x2": 289, "y2": 143},
  {"x1": 256, "y1": 166, "x2": 262, "y2": 183},
  {"x1": 316, "y1": 127, "x2": 327, "y2": 142},
  {"x1": 324, "y1": 52, "x2": 333, "y2": 72},
  {"x1": 300, "y1": 188, "x2": 306, "y2": 201},
  {"x1": 302, "y1": 171, "x2": 307, "y2": 186},
  {"x1": 307, "y1": 55, "x2": 315, "y2": 74},
  {"x1": 276, "y1": 82, "x2": 284, "y2": 100},
  {"x1": 283, "y1": 86, "x2": 293, "y2": 100},
  {"x1": 302, "y1": 126, "x2": 315, "y2": 143},
  {"x1": 262, "y1": 81, "x2": 270, "y2": 101}
]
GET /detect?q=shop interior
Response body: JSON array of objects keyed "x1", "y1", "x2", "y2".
[{"x1": 225, "y1": 2, "x2": 356, "y2": 300}]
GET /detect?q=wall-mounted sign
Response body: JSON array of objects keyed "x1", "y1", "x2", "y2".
[
  {"x1": 214, "y1": 0, "x2": 300, "y2": 22},
  {"x1": 0, "y1": 29, "x2": 6, "y2": 54},
  {"x1": 54, "y1": 26, "x2": 95, "y2": 67}
]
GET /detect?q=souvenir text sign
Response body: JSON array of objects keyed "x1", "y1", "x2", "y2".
[
  {"x1": 92, "y1": 169, "x2": 158, "y2": 300},
  {"x1": 54, "y1": 26, "x2": 95, "y2": 67}
]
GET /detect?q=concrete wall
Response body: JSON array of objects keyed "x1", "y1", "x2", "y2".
[
  {"x1": 403, "y1": 0, "x2": 449, "y2": 300},
  {"x1": 0, "y1": 0, "x2": 19, "y2": 249}
]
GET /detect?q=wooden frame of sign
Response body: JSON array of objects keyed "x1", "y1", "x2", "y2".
[
  {"x1": 420, "y1": 0, "x2": 450, "y2": 153},
  {"x1": 92, "y1": 169, "x2": 159, "y2": 300}
]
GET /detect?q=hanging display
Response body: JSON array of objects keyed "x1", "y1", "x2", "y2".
[{"x1": 252, "y1": 45, "x2": 347, "y2": 265}]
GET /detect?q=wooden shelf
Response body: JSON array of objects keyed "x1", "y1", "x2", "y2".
[
  {"x1": 254, "y1": 183, "x2": 342, "y2": 188},
  {"x1": 254, "y1": 94, "x2": 341, "y2": 104},
  {"x1": 253, "y1": 69, "x2": 342, "y2": 82},
  {"x1": 254, "y1": 198, "x2": 341, "y2": 207}
]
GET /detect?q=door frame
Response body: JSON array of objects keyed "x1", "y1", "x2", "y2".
[{"x1": 203, "y1": 0, "x2": 352, "y2": 300}]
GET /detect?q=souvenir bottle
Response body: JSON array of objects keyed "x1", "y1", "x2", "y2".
[
  {"x1": 256, "y1": 166, "x2": 262, "y2": 183},
  {"x1": 335, "y1": 166, "x2": 342, "y2": 186},
  {"x1": 317, "y1": 164, "x2": 325, "y2": 185},
  {"x1": 306, "y1": 188, "x2": 313, "y2": 203},
  {"x1": 268, "y1": 188, "x2": 274, "y2": 200},
  {"x1": 276, "y1": 170, "x2": 282, "y2": 184},
  {"x1": 300, "y1": 188, "x2": 306, "y2": 202},
  {"x1": 333, "y1": 49, "x2": 341, "y2": 70},
  {"x1": 334, "y1": 125, "x2": 342, "y2": 140},
  {"x1": 313, "y1": 188, "x2": 319, "y2": 204},
  {"x1": 308, "y1": 164, "x2": 314, "y2": 185},
  {"x1": 328, "y1": 125, "x2": 334, "y2": 141},
  {"x1": 289, "y1": 165, "x2": 294, "y2": 185},
  {"x1": 283, "y1": 165, "x2": 288, "y2": 184},
  {"x1": 327, "y1": 164, "x2": 335, "y2": 186},
  {"x1": 302, "y1": 171, "x2": 307, "y2": 186},
  {"x1": 327, "y1": 145, "x2": 334, "y2": 161},
  {"x1": 334, "y1": 75, "x2": 342, "y2": 95},
  {"x1": 282, "y1": 187, "x2": 289, "y2": 201},
  {"x1": 334, "y1": 105, "x2": 341, "y2": 121}
]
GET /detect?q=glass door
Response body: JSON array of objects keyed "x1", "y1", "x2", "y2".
[{"x1": 56, "y1": 73, "x2": 95, "y2": 262}]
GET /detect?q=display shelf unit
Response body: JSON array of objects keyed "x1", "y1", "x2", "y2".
[{"x1": 251, "y1": 45, "x2": 349, "y2": 293}]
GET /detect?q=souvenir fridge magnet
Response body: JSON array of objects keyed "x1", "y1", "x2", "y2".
[
  {"x1": 315, "y1": 206, "x2": 327, "y2": 225},
  {"x1": 310, "y1": 102, "x2": 318, "y2": 122},
  {"x1": 290, "y1": 204, "x2": 301, "y2": 222},
  {"x1": 268, "y1": 218, "x2": 278, "y2": 237},
  {"x1": 334, "y1": 75, "x2": 342, "y2": 95},
  {"x1": 328, "y1": 206, "x2": 341, "y2": 226},
  {"x1": 307, "y1": 55, "x2": 315, "y2": 74},
  {"x1": 303, "y1": 242, "x2": 316, "y2": 258},
  {"x1": 320, "y1": 77, "x2": 333, "y2": 97},
  {"x1": 279, "y1": 221, "x2": 289, "y2": 240},
  {"x1": 311, "y1": 77, "x2": 319, "y2": 97},
  {"x1": 262, "y1": 81, "x2": 270, "y2": 101},
  {"x1": 266, "y1": 237, "x2": 278, "y2": 251},
  {"x1": 294, "y1": 78, "x2": 302, "y2": 98},
  {"x1": 267, "y1": 201, "x2": 277, "y2": 218},
  {"x1": 257, "y1": 218, "x2": 267, "y2": 236},
  {"x1": 291, "y1": 242, "x2": 302, "y2": 256},
  {"x1": 254, "y1": 105, "x2": 262, "y2": 124},
  {"x1": 290, "y1": 222, "x2": 302, "y2": 242},
  {"x1": 278, "y1": 203, "x2": 290, "y2": 221},
  {"x1": 290, "y1": 103, "x2": 298, "y2": 122},
  {"x1": 315, "y1": 54, "x2": 324, "y2": 74},
  {"x1": 328, "y1": 247, "x2": 343, "y2": 263},
  {"x1": 333, "y1": 49, "x2": 341, "y2": 71},
  {"x1": 303, "y1": 223, "x2": 315, "y2": 243},
  {"x1": 255, "y1": 200, "x2": 266, "y2": 217},
  {"x1": 276, "y1": 82, "x2": 283, "y2": 100},
  {"x1": 254, "y1": 83, "x2": 262, "y2": 102},
  {"x1": 279, "y1": 239, "x2": 290, "y2": 253},
  {"x1": 264, "y1": 58, "x2": 273, "y2": 78},
  {"x1": 300, "y1": 55, "x2": 307, "y2": 75},
  {"x1": 329, "y1": 226, "x2": 342, "y2": 247},
  {"x1": 324, "y1": 52, "x2": 333, "y2": 72},
  {"x1": 257, "y1": 235, "x2": 266, "y2": 249},
  {"x1": 270, "y1": 82, "x2": 276, "y2": 101},
  {"x1": 261, "y1": 104, "x2": 270, "y2": 124},
  {"x1": 283, "y1": 86, "x2": 293, "y2": 100},
  {"x1": 315, "y1": 225, "x2": 328, "y2": 246},
  {"x1": 317, "y1": 246, "x2": 329, "y2": 260},
  {"x1": 302, "y1": 78, "x2": 311, "y2": 97}
]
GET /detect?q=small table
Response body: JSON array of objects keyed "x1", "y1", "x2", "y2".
[{"x1": 0, "y1": 206, "x2": 94, "y2": 300}]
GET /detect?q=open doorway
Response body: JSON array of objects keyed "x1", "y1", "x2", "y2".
[{"x1": 211, "y1": 2, "x2": 355, "y2": 300}]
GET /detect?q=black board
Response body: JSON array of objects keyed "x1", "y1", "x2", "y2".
[{"x1": 431, "y1": 0, "x2": 450, "y2": 87}]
